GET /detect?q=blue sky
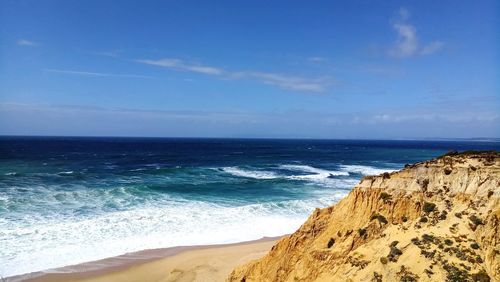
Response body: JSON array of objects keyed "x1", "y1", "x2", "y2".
[{"x1": 0, "y1": 0, "x2": 498, "y2": 138}]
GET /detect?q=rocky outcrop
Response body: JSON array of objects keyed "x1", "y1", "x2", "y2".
[{"x1": 228, "y1": 151, "x2": 500, "y2": 282}]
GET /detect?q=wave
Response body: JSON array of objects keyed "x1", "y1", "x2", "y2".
[
  {"x1": 218, "y1": 165, "x2": 354, "y2": 188},
  {"x1": 144, "y1": 163, "x2": 164, "y2": 170},
  {"x1": 278, "y1": 164, "x2": 352, "y2": 187},
  {"x1": 129, "y1": 168, "x2": 147, "y2": 172},
  {"x1": 0, "y1": 195, "x2": 9, "y2": 204},
  {"x1": 0, "y1": 163, "x2": 386, "y2": 276},
  {"x1": 219, "y1": 167, "x2": 279, "y2": 179},
  {"x1": 129, "y1": 165, "x2": 183, "y2": 173},
  {"x1": 340, "y1": 165, "x2": 397, "y2": 176},
  {"x1": 0, "y1": 193, "x2": 346, "y2": 277},
  {"x1": 279, "y1": 164, "x2": 349, "y2": 177},
  {"x1": 219, "y1": 164, "x2": 350, "y2": 181}
]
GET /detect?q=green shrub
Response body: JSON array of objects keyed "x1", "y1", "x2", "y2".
[
  {"x1": 470, "y1": 242, "x2": 480, "y2": 250},
  {"x1": 444, "y1": 167, "x2": 453, "y2": 175},
  {"x1": 370, "y1": 213, "x2": 388, "y2": 225},
  {"x1": 388, "y1": 242, "x2": 403, "y2": 262},
  {"x1": 327, "y1": 238, "x2": 335, "y2": 248},
  {"x1": 469, "y1": 215, "x2": 484, "y2": 226},
  {"x1": 379, "y1": 192, "x2": 392, "y2": 203},
  {"x1": 421, "y1": 179, "x2": 430, "y2": 190},
  {"x1": 358, "y1": 228, "x2": 367, "y2": 237},
  {"x1": 423, "y1": 202, "x2": 436, "y2": 213},
  {"x1": 422, "y1": 234, "x2": 435, "y2": 243},
  {"x1": 471, "y1": 270, "x2": 491, "y2": 282}
]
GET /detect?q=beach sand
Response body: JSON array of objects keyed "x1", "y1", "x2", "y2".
[{"x1": 17, "y1": 236, "x2": 281, "y2": 282}]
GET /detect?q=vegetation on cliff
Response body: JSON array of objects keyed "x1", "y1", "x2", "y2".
[{"x1": 228, "y1": 151, "x2": 500, "y2": 282}]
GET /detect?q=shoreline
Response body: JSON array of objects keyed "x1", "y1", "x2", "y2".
[{"x1": 8, "y1": 235, "x2": 285, "y2": 282}]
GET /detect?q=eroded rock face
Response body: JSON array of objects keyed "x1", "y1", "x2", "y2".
[{"x1": 228, "y1": 151, "x2": 500, "y2": 282}]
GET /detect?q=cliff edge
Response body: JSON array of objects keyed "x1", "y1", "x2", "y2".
[{"x1": 228, "y1": 151, "x2": 500, "y2": 282}]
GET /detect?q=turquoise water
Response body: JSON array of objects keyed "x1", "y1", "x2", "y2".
[{"x1": 1, "y1": 137, "x2": 498, "y2": 276}]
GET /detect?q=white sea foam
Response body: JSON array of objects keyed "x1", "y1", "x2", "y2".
[
  {"x1": 144, "y1": 163, "x2": 163, "y2": 169},
  {"x1": 340, "y1": 165, "x2": 397, "y2": 176},
  {"x1": 218, "y1": 165, "x2": 354, "y2": 188},
  {"x1": 219, "y1": 167, "x2": 279, "y2": 179},
  {"x1": 0, "y1": 163, "x2": 382, "y2": 277},
  {"x1": 0, "y1": 193, "x2": 347, "y2": 277},
  {"x1": 129, "y1": 168, "x2": 147, "y2": 171},
  {"x1": 279, "y1": 164, "x2": 349, "y2": 176},
  {"x1": 0, "y1": 195, "x2": 9, "y2": 203},
  {"x1": 57, "y1": 171, "x2": 74, "y2": 175},
  {"x1": 279, "y1": 164, "x2": 352, "y2": 187}
]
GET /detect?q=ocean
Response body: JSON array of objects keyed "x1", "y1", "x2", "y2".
[{"x1": 1, "y1": 137, "x2": 499, "y2": 277}]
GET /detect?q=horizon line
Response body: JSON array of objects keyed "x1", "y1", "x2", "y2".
[{"x1": 1, "y1": 134, "x2": 499, "y2": 142}]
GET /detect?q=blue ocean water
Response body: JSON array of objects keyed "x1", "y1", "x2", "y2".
[{"x1": 0, "y1": 137, "x2": 499, "y2": 277}]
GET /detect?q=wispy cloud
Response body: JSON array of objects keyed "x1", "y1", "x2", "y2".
[
  {"x1": 366, "y1": 113, "x2": 499, "y2": 124},
  {"x1": 420, "y1": 41, "x2": 445, "y2": 55},
  {"x1": 307, "y1": 57, "x2": 327, "y2": 63},
  {"x1": 92, "y1": 50, "x2": 122, "y2": 58},
  {"x1": 137, "y1": 58, "x2": 223, "y2": 75},
  {"x1": 390, "y1": 23, "x2": 418, "y2": 57},
  {"x1": 43, "y1": 69, "x2": 153, "y2": 79},
  {"x1": 17, "y1": 39, "x2": 38, "y2": 47},
  {"x1": 136, "y1": 58, "x2": 332, "y2": 93},
  {"x1": 398, "y1": 7, "x2": 410, "y2": 21},
  {"x1": 236, "y1": 71, "x2": 331, "y2": 92},
  {"x1": 2, "y1": 103, "x2": 498, "y2": 138},
  {"x1": 389, "y1": 8, "x2": 444, "y2": 58},
  {"x1": 359, "y1": 65, "x2": 404, "y2": 76}
]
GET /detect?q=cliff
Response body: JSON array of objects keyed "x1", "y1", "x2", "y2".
[{"x1": 228, "y1": 151, "x2": 500, "y2": 282}]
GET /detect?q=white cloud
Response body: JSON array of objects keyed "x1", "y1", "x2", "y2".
[
  {"x1": 389, "y1": 8, "x2": 444, "y2": 58},
  {"x1": 17, "y1": 39, "x2": 38, "y2": 47},
  {"x1": 390, "y1": 23, "x2": 418, "y2": 58},
  {"x1": 44, "y1": 69, "x2": 153, "y2": 79},
  {"x1": 2, "y1": 103, "x2": 497, "y2": 138},
  {"x1": 420, "y1": 41, "x2": 445, "y2": 55},
  {"x1": 92, "y1": 50, "x2": 122, "y2": 57},
  {"x1": 366, "y1": 113, "x2": 499, "y2": 124},
  {"x1": 242, "y1": 72, "x2": 330, "y2": 92},
  {"x1": 137, "y1": 58, "x2": 223, "y2": 75},
  {"x1": 137, "y1": 58, "x2": 332, "y2": 93},
  {"x1": 307, "y1": 57, "x2": 327, "y2": 63},
  {"x1": 359, "y1": 65, "x2": 403, "y2": 76},
  {"x1": 398, "y1": 7, "x2": 410, "y2": 20}
]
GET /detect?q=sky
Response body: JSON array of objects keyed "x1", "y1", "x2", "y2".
[{"x1": 0, "y1": 0, "x2": 498, "y2": 139}]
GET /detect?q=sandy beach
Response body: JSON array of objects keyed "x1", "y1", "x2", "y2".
[{"x1": 12, "y1": 236, "x2": 281, "y2": 282}]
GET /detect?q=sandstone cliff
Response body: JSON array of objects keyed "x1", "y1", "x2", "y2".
[{"x1": 228, "y1": 151, "x2": 500, "y2": 282}]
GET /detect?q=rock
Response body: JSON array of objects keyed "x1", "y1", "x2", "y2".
[{"x1": 227, "y1": 151, "x2": 500, "y2": 282}]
